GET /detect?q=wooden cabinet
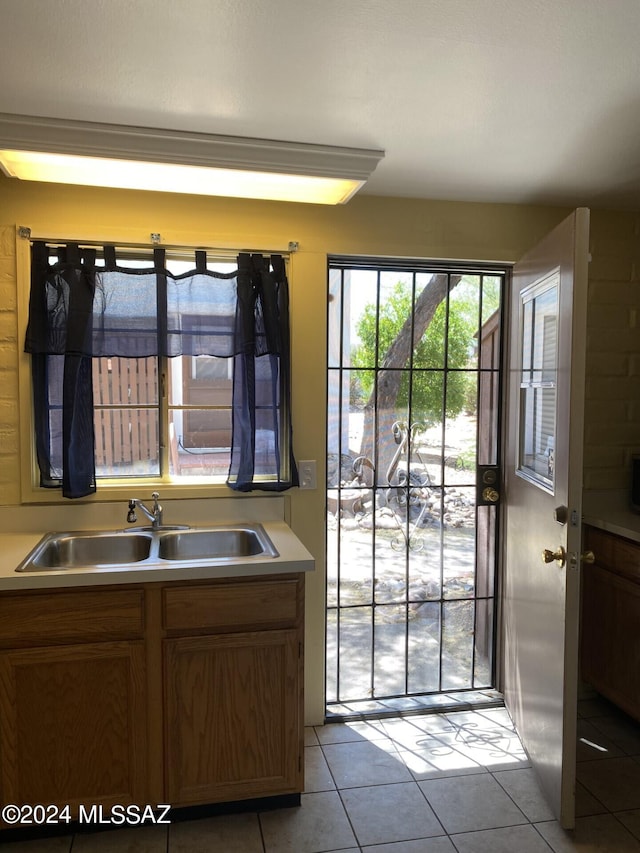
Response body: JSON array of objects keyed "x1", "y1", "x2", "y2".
[
  {"x1": 163, "y1": 577, "x2": 304, "y2": 806},
  {"x1": 0, "y1": 642, "x2": 148, "y2": 812},
  {"x1": 581, "y1": 526, "x2": 640, "y2": 721},
  {"x1": 0, "y1": 589, "x2": 147, "y2": 818},
  {"x1": 0, "y1": 573, "x2": 304, "y2": 824},
  {"x1": 165, "y1": 630, "x2": 301, "y2": 804}
]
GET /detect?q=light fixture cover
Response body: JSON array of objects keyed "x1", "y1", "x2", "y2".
[{"x1": 0, "y1": 113, "x2": 384, "y2": 204}]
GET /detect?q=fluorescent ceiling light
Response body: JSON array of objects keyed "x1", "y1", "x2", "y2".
[
  {"x1": 0, "y1": 150, "x2": 363, "y2": 204},
  {"x1": 0, "y1": 113, "x2": 384, "y2": 204}
]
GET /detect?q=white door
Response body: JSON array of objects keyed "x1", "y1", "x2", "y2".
[{"x1": 503, "y1": 208, "x2": 590, "y2": 829}]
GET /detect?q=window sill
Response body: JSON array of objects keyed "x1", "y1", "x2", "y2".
[{"x1": 20, "y1": 479, "x2": 237, "y2": 505}]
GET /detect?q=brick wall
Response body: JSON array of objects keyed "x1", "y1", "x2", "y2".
[
  {"x1": 583, "y1": 211, "x2": 640, "y2": 491},
  {"x1": 0, "y1": 227, "x2": 20, "y2": 504}
]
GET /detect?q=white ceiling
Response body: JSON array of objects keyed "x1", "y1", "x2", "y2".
[{"x1": 2, "y1": 0, "x2": 640, "y2": 209}]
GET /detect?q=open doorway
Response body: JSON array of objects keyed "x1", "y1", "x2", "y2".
[{"x1": 326, "y1": 258, "x2": 507, "y2": 718}]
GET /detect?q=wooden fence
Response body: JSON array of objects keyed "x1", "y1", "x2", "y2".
[{"x1": 92, "y1": 357, "x2": 159, "y2": 471}]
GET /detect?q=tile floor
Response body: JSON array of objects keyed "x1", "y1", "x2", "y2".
[{"x1": 1, "y1": 695, "x2": 640, "y2": 852}]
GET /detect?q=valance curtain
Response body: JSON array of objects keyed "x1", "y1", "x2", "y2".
[{"x1": 25, "y1": 242, "x2": 298, "y2": 498}]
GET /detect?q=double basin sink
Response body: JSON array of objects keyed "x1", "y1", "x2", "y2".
[{"x1": 16, "y1": 524, "x2": 279, "y2": 573}]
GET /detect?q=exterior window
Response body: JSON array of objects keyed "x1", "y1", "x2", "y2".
[
  {"x1": 25, "y1": 243, "x2": 297, "y2": 497},
  {"x1": 517, "y1": 272, "x2": 558, "y2": 492},
  {"x1": 75, "y1": 257, "x2": 237, "y2": 482}
]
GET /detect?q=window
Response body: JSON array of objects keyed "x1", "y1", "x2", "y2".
[
  {"x1": 517, "y1": 272, "x2": 558, "y2": 491},
  {"x1": 25, "y1": 242, "x2": 298, "y2": 497}
]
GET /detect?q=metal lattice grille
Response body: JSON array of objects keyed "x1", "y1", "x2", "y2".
[{"x1": 326, "y1": 259, "x2": 506, "y2": 713}]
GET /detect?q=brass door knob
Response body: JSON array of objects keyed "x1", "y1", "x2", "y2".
[
  {"x1": 542, "y1": 546, "x2": 566, "y2": 567},
  {"x1": 482, "y1": 487, "x2": 500, "y2": 502},
  {"x1": 581, "y1": 550, "x2": 595, "y2": 564}
]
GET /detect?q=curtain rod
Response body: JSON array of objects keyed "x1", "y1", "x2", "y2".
[{"x1": 18, "y1": 227, "x2": 298, "y2": 256}]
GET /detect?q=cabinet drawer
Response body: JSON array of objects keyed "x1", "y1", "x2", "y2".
[
  {"x1": 0, "y1": 589, "x2": 145, "y2": 647},
  {"x1": 163, "y1": 578, "x2": 300, "y2": 633},
  {"x1": 585, "y1": 525, "x2": 640, "y2": 583}
]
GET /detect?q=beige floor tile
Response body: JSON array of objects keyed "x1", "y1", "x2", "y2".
[
  {"x1": 575, "y1": 781, "x2": 608, "y2": 818},
  {"x1": 305, "y1": 726, "x2": 320, "y2": 746},
  {"x1": 475, "y1": 707, "x2": 516, "y2": 731},
  {"x1": 577, "y1": 719, "x2": 626, "y2": 762},
  {"x1": 0, "y1": 836, "x2": 72, "y2": 853},
  {"x1": 535, "y1": 814, "x2": 640, "y2": 852},
  {"x1": 443, "y1": 711, "x2": 520, "y2": 741},
  {"x1": 397, "y1": 741, "x2": 487, "y2": 780},
  {"x1": 451, "y1": 823, "x2": 552, "y2": 853},
  {"x1": 380, "y1": 720, "x2": 457, "y2": 753},
  {"x1": 430, "y1": 725, "x2": 529, "y2": 771},
  {"x1": 363, "y1": 837, "x2": 457, "y2": 852},
  {"x1": 590, "y1": 714, "x2": 640, "y2": 756},
  {"x1": 618, "y1": 811, "x2": 640, "y2": 841},
  {"x1": 169, "y1": 813, "x2": 263, "y2": 853},
  {"x1": 379, "y1": 716, "x2": 448, "y2": 742},
  {"x1": 408, "y1": 714, "x2": 462, "y2": 736},
  {"x1": 304, "y1": 745, "x2": 336, "y2": 792},
  {"x1": 313, "y1": 720, "x2": 386, "y2": 745},
  {"x1": 493, "y1": 767, "x2": 555, "y2": 822},
  {"x1": 436, "y1": 711, "x2": 523, "y2": 750},
  {"x1": 71, "y1": 825, "x2": 168, "y2": 853},
  {"x1": 322, "y1": 738, "x2": 412, "y2": 788},
  {"x1": 577, "y1": 757, "x2": 640, "y2": 812},
  {"x1": 444, "y1": 710, "x2": 503, "y2": 731},
  {"x1": 419, "y1": 773, "x2": 528, "y2": 834},
  {"x1": 340, "y1": 781, "x2": 444, "y2": 846},
  {"x1": 259, "y1": 791, "x2": 357, "y2": 853}
]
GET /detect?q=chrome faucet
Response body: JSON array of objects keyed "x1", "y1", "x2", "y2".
[{"x1": 127, "y1": 492, "x2": 163, "y2": 529}]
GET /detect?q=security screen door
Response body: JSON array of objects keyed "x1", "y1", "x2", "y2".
[{"x1": 326, "y1": 259, "x2": 505, "y2": 714}]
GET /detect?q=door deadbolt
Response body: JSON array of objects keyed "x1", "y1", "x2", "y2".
[
  {"x1": 542, "y1": 546, "x2": 566, "y2": 567},
  {"x1": 477, "y1": 466, "x2": 501, "y2": 505},
  {"x1": 482, "y1": 487, "x2": 500, "y2": 503}
]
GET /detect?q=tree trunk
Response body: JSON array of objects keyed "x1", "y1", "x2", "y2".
[{"x1": 359, "y1": 274, "x2": 462, "y2": 487}]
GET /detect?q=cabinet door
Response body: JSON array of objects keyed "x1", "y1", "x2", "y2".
[
  {"x1": 581, "y1": 564, "x2": 640, "y2": 720},
  {"x1": 164, "y1": 630, "x2": 302, "y2": 805},
  {"x1": 0, "y1": 641, "x2": 147, "y2": 819}
]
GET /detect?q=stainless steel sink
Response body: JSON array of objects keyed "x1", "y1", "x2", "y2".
[
  {"x1": 16, "y1": 531, "x2": 152, "y2": 571},
  {"x1": 15, "y1": 524, "x2": 279, "y2": 572},
  {"x1": 157, "y1": 526, "x2": 279, "y2": 561}
]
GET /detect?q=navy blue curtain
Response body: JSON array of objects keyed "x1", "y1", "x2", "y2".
[
  {"x1": 25, "y1": 242, "x2": 298, "y2": 498},
  {"x1": 228, "y1": 253, "x2": 298, "y2": 491}
]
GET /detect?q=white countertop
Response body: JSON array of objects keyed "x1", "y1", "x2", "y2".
[
  {"x1": 0, "y1": 520, "x2": 314, "y2": 591},
  {"x1": 582, "y1": 490, "x2": 640, "y2": 544}
]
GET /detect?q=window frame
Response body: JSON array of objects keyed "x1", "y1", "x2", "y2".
[
  {"x1": 515, "y1": 271, "x2": 559, "y2": 494},
  {"x1": 17, "y1": 232, "x2": 293, "y2": 504}
]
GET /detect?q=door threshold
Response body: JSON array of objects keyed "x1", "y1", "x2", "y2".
[{"x1": 325, "y1": 689, "x2": 503, "y2": 723}]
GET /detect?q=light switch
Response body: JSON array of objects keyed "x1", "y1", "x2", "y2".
[{"x1": 299, "y1": 460, "x2": 317, "y2": 490}]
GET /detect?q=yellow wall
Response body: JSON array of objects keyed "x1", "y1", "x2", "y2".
[{"x1": 2, "y1": 174, "x2": 639, "y2": 722}]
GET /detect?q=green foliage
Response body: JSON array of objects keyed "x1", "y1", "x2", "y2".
[{"x1": 351, "y1": 277, "x2": 498, "y2": 426}]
